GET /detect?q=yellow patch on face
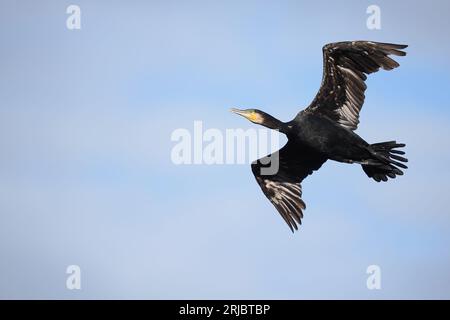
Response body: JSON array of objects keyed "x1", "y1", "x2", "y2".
[{"x1": 248, "y1": 112, "x2": 263, "y2": 123}]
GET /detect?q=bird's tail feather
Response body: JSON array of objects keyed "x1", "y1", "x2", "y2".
[{"x1": 362, "y1": 141, "x2": 408, "y2": 182}]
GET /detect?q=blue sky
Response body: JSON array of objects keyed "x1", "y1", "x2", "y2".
[{"x1": 1, "y1": 0, "x2": 450, "y2": 299}]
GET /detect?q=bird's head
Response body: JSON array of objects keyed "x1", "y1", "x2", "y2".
[{"x1": 229, "y1": 108, "x2": 266, "y2": 125}]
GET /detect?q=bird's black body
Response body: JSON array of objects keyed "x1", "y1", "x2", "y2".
[
  {"x1": 231, "y1": 41, "x2": 408, "y2": 232},
  {"x1": 287, "y1": 112, "x2": 369, "y2": 163}
]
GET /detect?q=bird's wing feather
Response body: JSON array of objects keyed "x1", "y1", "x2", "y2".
[
  {"x1": 304, "y1": 41, "x2": 407, "y2": 130},
  {"x1": 251, "y1": 141, "x2": 327, "y2": 232}
]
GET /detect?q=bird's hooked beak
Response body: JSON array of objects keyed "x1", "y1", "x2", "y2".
[
  {"x1": 230, "y1": 108, "x2": 249, "y2": 117},
  {"x1": 230, "y1": 108, "x2": 259, "y2": 123}
]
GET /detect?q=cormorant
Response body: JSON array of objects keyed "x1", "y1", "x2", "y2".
[{"x1": 230, "y1": 41, "x2": 408, "y2": 232}]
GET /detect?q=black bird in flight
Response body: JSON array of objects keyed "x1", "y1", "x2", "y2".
[{"x1": 231, "y1": 41, "x2": 408, "y2": 232}]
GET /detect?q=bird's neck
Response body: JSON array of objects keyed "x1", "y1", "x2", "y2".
[{"x1": 261, "y1": 113, "x2": 288, "y2": 133}]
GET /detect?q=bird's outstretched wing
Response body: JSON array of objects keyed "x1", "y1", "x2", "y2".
[
  {"x1": 304, "y1": 41, "x2": 407, "y2": 130},
  {"x1": 251, "y1": 141, "x2": 327, "y2": 232}
]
